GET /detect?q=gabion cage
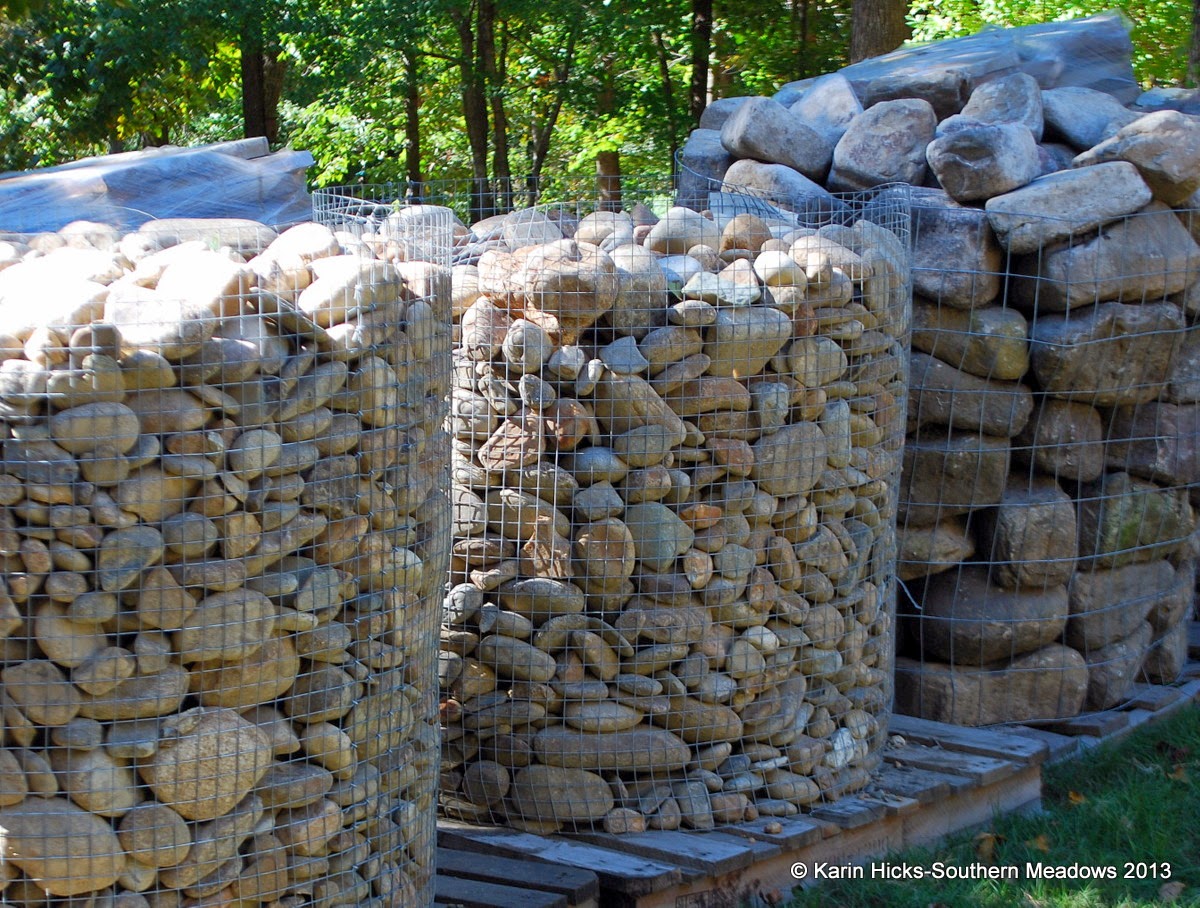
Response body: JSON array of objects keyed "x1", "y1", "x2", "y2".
[
  {"x1": 0, "y1": 210, "x2": 452, "y2": 906},
  {"x1": 896, "y1": 194, "x2": 1200, "y2": 726},
  {"x1": 429, "y1": 178, "x2": 909, "y2": 833}
]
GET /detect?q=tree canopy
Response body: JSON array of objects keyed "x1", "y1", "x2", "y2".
[{"x1": 0, "y1": 0, "x2": 1192, "y2": 191}]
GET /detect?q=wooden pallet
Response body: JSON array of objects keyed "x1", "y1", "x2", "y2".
[
  {"x1": 434, "y1": 717, "x2": 1044, "y2": 907},
  {"x1": 431, "y1": 643, "x2": 1200, "y2": 907}
]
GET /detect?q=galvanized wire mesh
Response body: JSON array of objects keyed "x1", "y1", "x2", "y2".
[
  {"x1": 0, "y1": 211, "x2": 452, "y2": 906},
  {"x1": 896, "y1": 195, "x2": 1200, "y2": 725},
  {"x1": 430, "y1": 179, "x2": 909, "y2": 832}
]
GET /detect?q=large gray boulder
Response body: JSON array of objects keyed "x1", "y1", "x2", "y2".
[
  {"x1": 926, "y1": 123, "x2": 1041, "y2": 202},
  {"x1": 1074, "y1": 109, "x2": 1200, "y2": 205},
  {"x1": 720, "y1": 96, "x2": 833, "y2": 182},
  {"x1": 911, "y1": 190, "x2": 1003, "y2": 308},
  {"x1": 1041, "y1": 86, "x2": 1139, "y2": 150},
  {"x1": 828, "y1": 99, "x2": 937, "y2": 191},
  {"x1": 1010, "y1": 202, "x2": 1200, "y2": 310},
  {"x1": 984, "y1": 161, "x2": 1152, "y2": 255},
  {"x1": 788, "y1": 73, "x2": 864, "y2": 147}
]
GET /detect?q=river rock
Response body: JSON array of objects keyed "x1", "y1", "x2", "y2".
[
  {"x1": 1104, "y1": 401, "x2": 1200, "y2": 486},
  {"x1": 984, "y1": 161, "x2": 1152, "y2": 254},
  {"x1": 1065, "y1": 560, "x2": 1174, "y2": 652},
  {"x1": 1083, "y1": 621, "x2": 1153, "y2": 711},
  {"x1": 1029, "y1": 302, "x2": 1185, "y2": 406},
  {"x1": 1011, "y1": 397, "x2": 1106, "y2": 482},
  {"x1": 1011, "y1": 203, "x2": 1200, "y2": 310},
  {"x1": 1074, "y1": 110, "x2": 1200, "y2": 205},
  {"x1": 908, "y1": 351, "x2": 1033, "y2": 437},
  {"x1": 789, "y1": 73, "x2": 863, "y2": 147},
  {"x1": 900, "y1": 430, "x2": 1010, "y2": 526},
  {"x1": 721, "y1": 96, "x2": 833, "y2": 181},
  {"x1": 926, "y1": 123, "x2": 1041, "y2": 202},
  {"x1": 910, "y1": 191, "x2": 1003, "y2": 307},
  {"x1": 0, "y1": 797, "x2": 126, "y2": 895},
  {"x1": 911, "y1": 566, "x2": 1068, "y2": 665},
  {"x1": 720, "y1": 160, "x2": 837, "y2": 217},
  {"x1": 1041, "y1": 86, "x2": 1140, "y2": 150},
  {"x1": 829, "y1": 99, "x2": 937, "y2": 191},
  {"x1": 974, "y1": 476, "x2": 1077, "y2": 590},
  {"x1": 509, "y1": 765, "x2": 613, "y2": 823},
  {"x1": 911, "y1": 300, "x2": 1029, "y2": 380},
  {"x1": 895, "y1": 645, "x2": 1089, "y2": 725},
  {"x1": 957, "y1": 72, "x2": 1044, "y2": 139},
  {"x1": 1075, "y1": 472, "x2": 1195, "y2": 568}
]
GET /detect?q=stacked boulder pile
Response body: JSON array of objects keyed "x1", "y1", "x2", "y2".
[
  {"x1": 682, "y1": 14, "x2": 1198, "y2": 726},
  {"x1": 0, "y1": 214, "x2": 451, "y2": 905},
  {"x1": 437, "y1": 194, "x2": 909, "y2": 832}
]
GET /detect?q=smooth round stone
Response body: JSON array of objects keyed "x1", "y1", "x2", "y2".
[
  {"x1": 509, "y1": 765, "x2": 613, "y2": 823},
  {"x1": 3, "y1": 659, "x2": 81, "y2": 726},
  {"x1": 612, "y1": 424, "x2": 676, "y2": 467},
  {"x1": 189, "y1": 634, "x2": 300, "y2": 709},
  {"x1": 623, "y1": 502, "x2": 695, "y2": 571},
  {"x1": 503, "y1": 319, "x2": 554, "y2": 374},
  {"x1": 48, "y1": 402, "x2": 141, "y2": 455},
  {"x1": 462, "y1": 760, "x2": 510, "y2": 807},
  {"x1": 560, "y1": 446, "x2": 629, "y2": 485},
  {"x1": 0, "y1": 797, "x2": 126, "y2": 895},
  {"x1": 97, "y1": 525, "x2": 165, "y2": 593},
  {"x1": 283, "y1": 664, "x2": 359, "y2": 723},
  {"x1": 174, "y1": 588, "x2": 277, "y2": 664},
  {"x1": 533, "y1": 726, "x2": 691, "y2": 772},
  {"x1": 138, "y1": 706, "x2": 273, "y2": 821},
  {"x1": 77, "y1": 663, "x2": 189, "y2": 721},
  {"x1": 669, "y1": 298, "x2": 718, "y2": 327},
  {"x1": 789, "y1": 335, "x2": 849, "y2": 387},
  {"x1": 49, "y1": 746, "x2": 138, "y2": 817},
  {"x1": 477, "y1": 635, "x2": 557, "y2": 682},
  {"x1": 118, "y1": 802, "x2": 193, "y2": 868},
  {"x1": 600, "y1": 336, "x2": 650, "y2": 375},
  {"x1": 498, "y1": 578, "x2": 585, "y2": 623},
  {"x1": 562, "y1": 700, "x2": 645, "y2": 732}
]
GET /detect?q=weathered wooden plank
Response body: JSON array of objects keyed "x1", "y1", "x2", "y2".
[
  {"x1": 901, "y1": 764, "x2": 1042, "y2": 850},
  {"x1": 873, "y1": 763, "x2": 961, "y2": 804},
  {"x1": 809, "y1": 795, "x2": 888, "y2": 829},
  {"x1": 888, "y1": 714, "x2": 1049, "y2": 765},
  {"x1": 572, "y1": 828, "x2": 775, "y2": 876},
  {"x1": 1036, "y1": 709, "x2": 1130, "y2": 739},
  {"x1": 437, "y1": 847, "x2": 599, "y2": 906},
  {"x1": 722, "y1": 815, "x2": 837, "y2": 850},
  {"x1": 1006, "y1": 725, "x2": 1081, "y2": 763},
  {"x1": 883, "y1": 744, "x2": 1019, "y2": 786},
  {"x1": 434, "y1": 874, "x2": 567, "y2": 908},
  {"x1": 439, "y1": 826, "x2": 691, "y2": 897},
  {"x1": 1123, "y1": 683, "x2": 1186, "y2": 713}
]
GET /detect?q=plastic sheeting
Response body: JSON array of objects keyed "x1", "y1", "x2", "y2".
[{"x1": 0, "y1": 139, "x2": 313, "y2": 234}]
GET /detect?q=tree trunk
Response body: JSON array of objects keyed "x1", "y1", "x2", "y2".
[
  {"x1": 652, "y1": 29, "x2": 680, "y2": 182},
  {"x1": 451, "y1": 3, "x2": 492, "y2": 221},
  {"x1": 529, "y1": 21, "x2": 579, "y2": 188},
  {"x1": 850, "y1": 0, "x2": 910, "y2": 63},
  {"x1": 596, "y1": 152, "x2": 622, "y2": 212},
  {"x1": 262, "y1": 53, "x2": 286, "y2": 144},
  {"x1": 404, "y1": 48, "x2": 422, "y2": 185},
  {"x1": 688, "y1": 0, "x2": 713, "y2": 127},
  {"x1": 478, "y1": 0, "x2": 511, "y2": 211},
  {"x1": 597, "y1": 55, "x2": 621, "y2": 211},
  {"x1": 1189, "y1": 0, "x2": 1200, "y2": 87},
  {"x1": 240, "y1": 22, "x2": 268, "y2": 139}
]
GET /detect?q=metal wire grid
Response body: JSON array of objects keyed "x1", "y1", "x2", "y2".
[
  {"x1": 896, "y1": 197, "x2": 1199, "y2": 726},
  {"x1": 0, "y1": 212, "x2": 452, "y2": 906},
  {"x1": 427, "y1": 178, "x2": 910, "y2": 832}
]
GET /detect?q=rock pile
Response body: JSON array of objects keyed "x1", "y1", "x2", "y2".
[
  {"x1": 682, "y1": 19, "x2": 1198, "y2": 726},
  {"x1": 438, "y1": 196, "x2": 909, "y2": 832},
  {"x1": 0, "y1": 214, "x2": 451, "y2": 905}
]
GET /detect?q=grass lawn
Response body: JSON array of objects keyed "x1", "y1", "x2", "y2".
[{"x1": 786, "y1": 705, "x2": 1200, "y2": 908}]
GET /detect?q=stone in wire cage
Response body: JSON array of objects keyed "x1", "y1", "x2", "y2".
[
  {"x1": 896, "y1": 194, "x2": 1199, "y2": 726},
  {"x1": 0, "y1": 210, "x2": 453, "y2": 907},
  {"x1": 435, "y1": 182, "x2": 910, "y2": 832}
]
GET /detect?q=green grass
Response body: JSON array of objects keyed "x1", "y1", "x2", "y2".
[{"x1": 786, "y1": 705, "x2": 1200, "y2": 908}]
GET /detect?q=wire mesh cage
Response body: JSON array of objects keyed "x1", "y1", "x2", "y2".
[
  {"x1": 432, "y1": 174, "x2": 910, "y2": 832},
  {"x1": 0, "y1": 210, "x2": 453, "y2": 906},
  {"x1": 896, "y1": 192, "x2": 1200, "y2": 726}
]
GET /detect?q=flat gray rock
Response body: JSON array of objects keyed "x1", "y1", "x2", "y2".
[
  {"x1": 985, "y1": 161, "x2": 1152, "y2": 255},
  {"x1": 1074, "y1": 109, "x2": 1200, "y2": 205},
  {"x1": 1041, "y1": 86, "x2": 1139, "y2": 150},
  {"x1": 926, "y1": 123, "x2": 1041, "y2": 202},
  {"x1": 721, "y1": 96, "x2": 833, "y2": 181},
  {"x1": 829, "y1": 99, "x2": 937, "y2": 191}
]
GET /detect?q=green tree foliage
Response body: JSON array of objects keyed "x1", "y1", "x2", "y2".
[{"x1": 0, "y1": 0, "x2": 1192, "y2": 194}]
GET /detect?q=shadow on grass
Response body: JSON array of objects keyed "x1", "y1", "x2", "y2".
[{"x1": 785, "y1": 705, "x2": 1200, "y2": 908}]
